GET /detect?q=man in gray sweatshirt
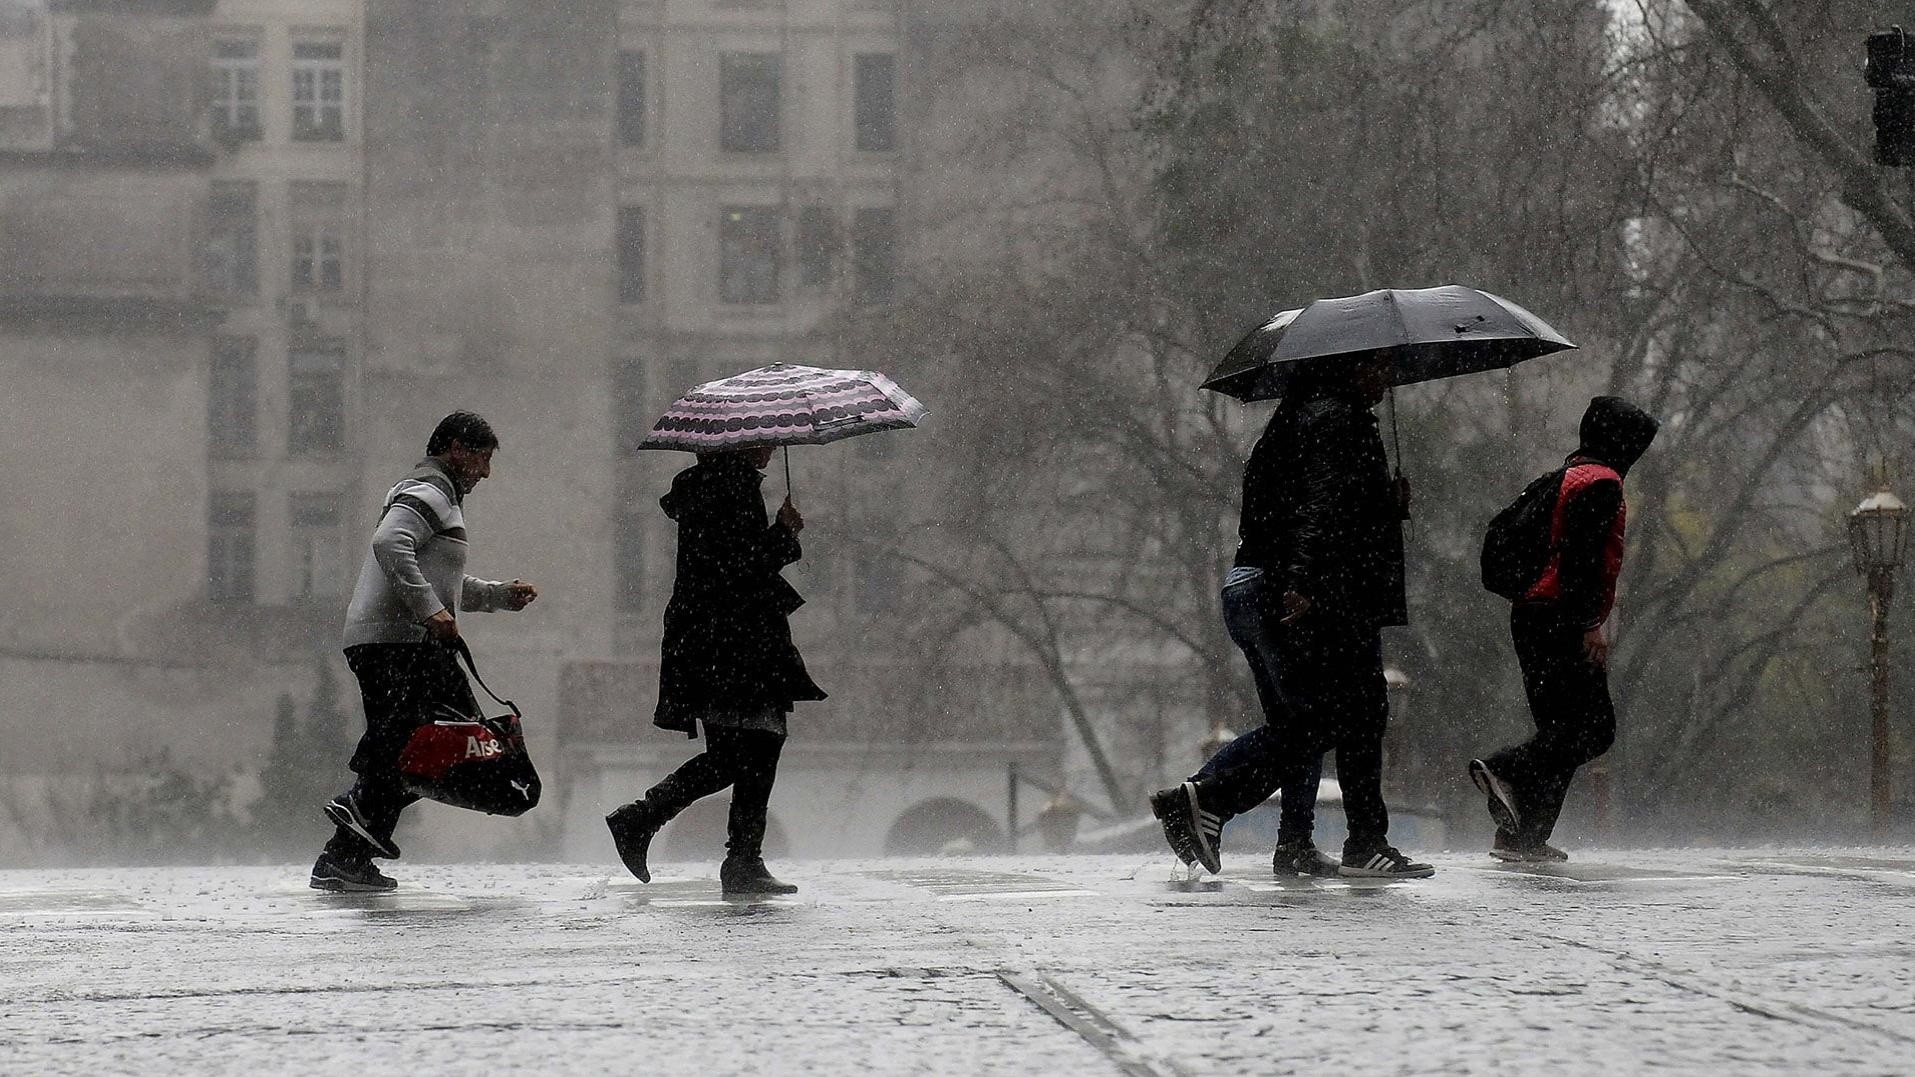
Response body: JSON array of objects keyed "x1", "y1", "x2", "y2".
[{"x1": 310, "y1": 411, "x2": 539, "y2": 892}]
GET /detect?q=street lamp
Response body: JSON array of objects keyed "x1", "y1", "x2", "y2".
[{"x1": 1848, "y1": 483, "x2": 1908, "y2": 838}]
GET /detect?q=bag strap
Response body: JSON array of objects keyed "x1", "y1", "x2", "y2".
[{"x1": 451, "y1": 637, "x2": 521, "y2": 718}]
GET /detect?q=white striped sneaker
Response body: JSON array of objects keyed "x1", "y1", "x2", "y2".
[
  {"x1": 1148, "y1": 781, "x2": 1223, "y2": 874},
  {"x1": 1339, "y1": 845, "x2": 1435, "y2": 879}
]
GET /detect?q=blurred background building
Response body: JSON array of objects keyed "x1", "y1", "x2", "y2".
[{"x1": 0, "y1": 0, "x2": 1077, "y2": 864}]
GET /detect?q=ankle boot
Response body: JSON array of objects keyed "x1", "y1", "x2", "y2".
[
  {"x1": 605, "y1": 801, "x2": 664, "y2": 883},
  {"x1": 721, "y1": 855, "x2": 797, "y2": 896}
]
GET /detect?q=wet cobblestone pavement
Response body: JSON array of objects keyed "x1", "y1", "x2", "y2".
[{"x1": 3, "y1": 849, "x2": 1913, "y2": 1074}]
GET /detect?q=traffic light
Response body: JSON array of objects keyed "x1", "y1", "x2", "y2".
[{"x1": 1866, "y1": 27, "x2": 1915, "y2": 166}]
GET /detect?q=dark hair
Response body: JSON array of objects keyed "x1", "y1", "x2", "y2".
[{"x1": 427, "y1": 411, "x2": 499, "y2": 456}]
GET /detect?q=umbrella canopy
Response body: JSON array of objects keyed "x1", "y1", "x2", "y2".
[
  {"x1": 638, "y1": 363, "x2": 927, "y2": 454},
  {"x1": 1202, "y1": 285, "x2": 1577, "y2": 402}
]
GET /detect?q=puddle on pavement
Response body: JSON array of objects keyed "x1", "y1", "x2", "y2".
[
  {"x1": 862, "y1": 868, "x2": 1097, "y2": 901},
  {"x1": 1470, "y1": 863, "x2": 1741, "y2": 885},
  {"x1": 0, "y1": 889, "x2": 147, "y2": 917}
]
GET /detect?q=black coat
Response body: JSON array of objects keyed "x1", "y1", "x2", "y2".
[
  {"x1": 1234, "y1": 392, "x2": 1408, "y2": 630},
  {"x1": 654, "y1": 456, "x2": 827, "y2": 736}
]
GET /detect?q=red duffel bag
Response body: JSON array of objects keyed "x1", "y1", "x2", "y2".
[{"x1": 397, "y1": 640, "x2": 542, "y2": 816}]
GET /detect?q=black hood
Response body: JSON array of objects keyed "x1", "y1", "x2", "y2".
[
  {"x1": 1575, "y1": 396, "x2": 1659, "y2": 477},
  {"x1": 660, "y1": 453, "x2": 761, "y2": 521}
]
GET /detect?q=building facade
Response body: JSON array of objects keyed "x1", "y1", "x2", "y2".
[{"x1": 0, "y1": 0, "x2": 1063, "y2": 864}]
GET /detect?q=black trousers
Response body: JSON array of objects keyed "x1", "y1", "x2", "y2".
[
  {"x1": 1193, "y1": 590, "x2": 1391, "y2": 855},
  {"x1": 323, "y1": 642, "x2": 477, "y2": 862},
  {"x1": 640, "y1": 726, "x2": 786, "y2": 859},
  {"x1": 1484, "y1": 606, "x2": 1616, "y2": 845}
]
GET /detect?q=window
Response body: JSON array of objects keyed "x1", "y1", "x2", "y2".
[
  {"x1": 853, "y1": 523, "x2": 900, "y2": 613},
  {"x1": 719, "y1": 53, "x2": 780, "y2": 153},
  {"x1": 288, "y1": 341, "x2": 346, "y2": 454},
  {"x1": 617, "y1": 50, "x2": 646, "y2": 147},
  {"x1": 211, "y1": 38, "x2": 261, "y2": 142},
  {"x1": 290, "y1": 182, "x2": 348, "y2": 293},
  {"x1": 614, "y1": 468, "x2": 646, "y2": 612},
  {"x1": 617, "y1": 205, "x2": 645, "y2": 304},
  {"x1": 719, "y1": 207, "x2": 781, "y2": 304},
  {"x1": 613, "y1": 356, "x2": 648, "y2": 451},
  {"x1": 207, "y1": 492, "x2": 256, "y2": 604},
  {"x1": 203, "y1": 181, "x2": 257, "y2": 295},
  {"x1": 209, "y1": 337, "x2": 257, "y2": 456},
  {"x1": 853, "y1": 53, "x2": 896, "y2": 152},
  {"x1": 289, "y1": 492, "x2": 345, "y2": 600},
  {"x1": 852, "y1": 206, "x2": 896, "y2": 302},
  {"x1": 0, "y1": 4, "x2": 42, "y2": 112},
  {"x1": 291, "y1": 41, "x2": 345, "y2": 142},
  {"x1": 796, "y1": 206, "x2": 835, "y2": 288}
]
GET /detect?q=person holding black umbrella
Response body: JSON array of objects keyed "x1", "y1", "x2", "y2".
[{"x1": 1151, "y1": 353, "x2": 1434, "y2": 879}]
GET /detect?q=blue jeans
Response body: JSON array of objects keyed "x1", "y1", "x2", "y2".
[{"x1": 1191, "y1": 571, "x2": 1325, "y2": 845}]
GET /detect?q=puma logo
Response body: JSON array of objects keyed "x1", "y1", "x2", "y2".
[{"x1": 510, "y1": 779, "x2": 534, "y2": 800}]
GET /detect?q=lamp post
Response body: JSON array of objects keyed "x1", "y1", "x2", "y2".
[{"x1": 1848, "y1": 483, "x2": 1909, "y2": 838}]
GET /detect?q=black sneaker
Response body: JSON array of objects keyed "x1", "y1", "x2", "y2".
[
  {"x1": 1271, "y1": 841, "x2": 1340, "y2": 878},
  {"x1": 1149, "y1": 782, "x2": 1222, "y2": 874},
  {"x1": 324, "y1": 792, "x2": 400, "y2": 859},
  {"x1": 720, "y1": 857, "x2": 798, "y2": 896},
  {"x1": 1490, "y1": 833, "x2": 1570, "y2": 863},
  {"x1": 605, "y1": 802, "x2": 661, "y2": 883},
  {"x1": 1468, "y1": 759, "x2": 1522, "y2": 834},
  {"x1": 1340, "y1": 845, "x2": 1435, "y2": 879},
  {"x1": 309, "y1": 853, "x2": 396, "y2": 892}
]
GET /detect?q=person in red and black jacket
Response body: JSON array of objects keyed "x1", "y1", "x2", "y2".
[{"x1": 1470, "y1": 396, "x2": 1659, "y2": 862}]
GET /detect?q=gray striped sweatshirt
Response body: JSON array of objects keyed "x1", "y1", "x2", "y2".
[{"x1": 342, "y1": 458, "x2": 510, "y2": 647}]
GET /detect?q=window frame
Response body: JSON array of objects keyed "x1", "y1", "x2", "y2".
[
  {"x1": 718, "y1": 205, "x2": 783, "y2": 306},
  {"x1": 853, "y1": 53, "x2": 897, "y2": 153},
  {"x1": 290, "y1": 38, "x2": 347, "y2": 143},
  {"x1": 209, "y1": 336, "x2": 258, "y2": 457},
  {"x1": 207, "y1": 491, "x2": 257, "y2": 605},
  {"x1": 288, "y1": 491, "x2": 346, "y2": 601},
  {"x1": 203, "y1": 180, "x2": 259, "y2": 297},
  {"x1": 719, "y1": 52, "x2": 782, "y2": 154},
  {"x1": 211, "y1": 36, "x2": 262, "y2": 143},
  {"x1": 287, "y1": 339, "x2": 348, "y2": 455},
  {"x1": 616, "y1": 49, "x2": 647, "y2": 148},
  {"x1": 617, "y1": 204, "x2": 646, "y2": 305}
]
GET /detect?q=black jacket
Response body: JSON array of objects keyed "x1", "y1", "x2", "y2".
[
  {"x1": 1548, "y1": 395, "x2": 1660, "y2": 628},
  {"x1": 1235, "y1": 392, "x2": 1408, "y2": 629},
  {"x1": 654, "y1": 456, "x2": 827, "y2": 736}
]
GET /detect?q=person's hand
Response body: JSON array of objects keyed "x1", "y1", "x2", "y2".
[
  {"x1": 778, "y1": 498, "x2": 804, "y2": 534},
  {"x1": 1583, "y1": 627, "x2": 1609, "y2": 668},
  {"x1": 503, "y1": 580, "x2": 539, "y2": 611},
  {"x1": 1279, "y1": 590, "x2": 1313, "y2": 625},
  {"x1": 424, "y1": 609, "x2": 461, "y2": 642}
]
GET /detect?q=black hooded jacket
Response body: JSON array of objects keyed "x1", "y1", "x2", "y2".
[
  {"x1": 1235, "y1": 389, "x2": 1408, "y2": 630},
  {"x1": 653, "y1": 455, "x2": 826, "y2": 736},
  {"x1": 1543, "y1": 396, "x2": 1660, "y2": 628}
]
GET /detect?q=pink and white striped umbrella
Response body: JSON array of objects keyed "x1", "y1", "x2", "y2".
[{"x1": 638, "y1": 363, "x2": 928, "y2": 454}]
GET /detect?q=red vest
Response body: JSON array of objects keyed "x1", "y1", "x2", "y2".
[{"x1": 1523, "y1": 462, "x2": 1626, "y2": 623}]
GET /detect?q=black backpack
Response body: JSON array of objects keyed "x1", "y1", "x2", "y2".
[{"x1": 1481, "y1": 468, "x2": 1567, "y2": 601}]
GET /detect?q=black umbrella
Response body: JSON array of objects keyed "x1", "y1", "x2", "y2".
[
  {"x1": 1201, "y1": 285, "x2": 1578, "y2": 478},
  {"x1": 1201, "y1": 285, "x2": 1577, "y2": 403}
]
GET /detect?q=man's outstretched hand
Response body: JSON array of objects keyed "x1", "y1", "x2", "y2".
[{"x1": 504, "y1": 580, "x2": 539, "y2": 611}]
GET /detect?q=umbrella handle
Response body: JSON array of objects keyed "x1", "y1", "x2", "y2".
[{"x1": 784, "y1": 446, "x2": 793, "y2": 500}]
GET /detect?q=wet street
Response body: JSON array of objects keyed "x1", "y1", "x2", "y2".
[{"x1": 4, "y1": 850, "x2": 1914, "y2": 1074}]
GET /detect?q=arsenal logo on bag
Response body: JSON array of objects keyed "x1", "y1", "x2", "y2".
[{"x1": 396, "y1": 641, "x2": 543, "y2": 816}]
